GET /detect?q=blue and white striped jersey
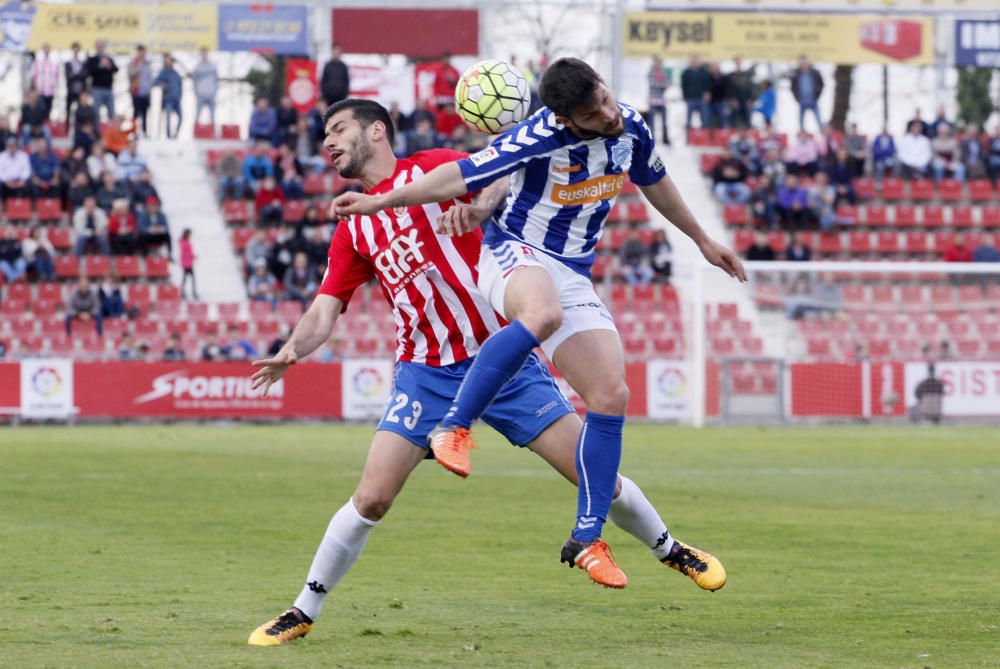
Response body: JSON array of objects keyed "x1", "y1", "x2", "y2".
[{"x1": 456, "y1": 102, "x2": 666, "y2": 277}]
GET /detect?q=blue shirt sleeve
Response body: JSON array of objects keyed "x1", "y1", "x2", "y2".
[
  {"x1": 456, "y1": 111, "x2": 567, "y2": 192},
  {"x1": 626, "y1": 109, "x2": 667, "y2": 186}
]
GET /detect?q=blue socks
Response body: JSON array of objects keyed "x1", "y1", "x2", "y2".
[
  {"x1": 442, "y1": 320, "x2": 540, "y2": 429},
  {"x1": 571, "y1": 411, "x2": 625, "y2": 543}
]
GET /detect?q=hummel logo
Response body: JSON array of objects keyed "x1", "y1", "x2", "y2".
[{"x1": 307, "y1": 580, "x2": 327, "y2": 593}]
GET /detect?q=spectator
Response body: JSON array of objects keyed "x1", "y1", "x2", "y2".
[
  {"x1": 244, "y1": 229, "x2": 269, "y2": 273},
  {"x1": 942, "y1": 233, "x2": 972, "y2": 262},
  {"x1": 102, "y1": 114, "x2": 135, "y2": 155},
  {"x1": 136, "y1": 196, "x2": 172, "y2": 257},
  {"x1": 403, "y1": 113, "x2": 445, "y2": 155},
  {"x1": 618, "y1": 230, "x2": 653, "y2": 285},
  {"x1": 928, "y1": 105, "x2": 954, "y2": 139},
  {"x1": 290, "y1": 117, "x2": 325, "y2": 173},
  {"x1": 431, "y1": 52, "x2": 461, "y2": 108},
  {"x1": 760, "y1": 146, "x2": 787, "y2": 185},
  {"x1": 707, "y1": 63, "x2": 728, "y2": 128},
  {"x1": 0, "y1": 137, "x2": 31, "y2": 200},
  {"x1": 62, "y1": 145, "x2": 87, "y2": 183},
  {"x1": 74, "y1": 91, "x2": 98, "y2": 139},
  {"x1": 130, "y1": 170, "x2": 159, "y2": 212},
  {"x1": 275, "y1": 96, "x2": 299, "y2": 147},
  {"x1": 218, "y1": 150, "x2": 245, "y2": 201},
  {"x1": 22, "y1": 226, "x2": 56, "y2": 281},
  {"x1": 255, "y1": 176, "x2": 286, "y2": 226},
  {"x1": 750, "y1": 174, "x2": 777, "y2": 229},
  {"x1": 242, "y1": 141, "x2": 274, "y2": 192},
  {"x1": 95, "y1": 171, "x2": 128, "y2": 213},
  {"x1": 387, "y1": 101, "x2": 413, "y2": 139},
  {"x1": 296, "y1": 224, "x2": 329, "y2": 272},
  {"x1": 98, "y1": 274, "x2": 126, "y2": 318},
  {"x1": 727, "y1": 131, "x2": 760, "y2": 173},
  {"x1": 680, "y1": 55, "x2": 711, "y2": 129},
  {"x1": 73, "y1": 120, "x2": 98, "y2": 156},
  {"x1": 0, "y1": 227, "x2": 27, "y2": 283},
  {"x1": 776, "y1": 175, "x2": 809, "y2": 228},
  {"x1": 117, "y1": 138, "x2": 147, "y2": 183},
  {"x1": 959, "y1": 124, "x2": 986, "y2": 180},
  {"x1": 752, "y1": 80, "x2": 775, "y2": 126},
  {"x1": 200, "y1": 331, "x2": 224, "y2": 361},
  {"x1": 29, "y1": 138, "x2": 60, "y2": 199},
  {"x1": 649, "y1": 229, "x2": 672, "y2": 283},
  {"x1": 267, "y1": 327, "x2": 289, "y2": 356},
  {"x1": 746, "y1": 231, "x2": 776, "y2": 260},
  {"x1": 86, "y1": 142, "x2": 117, "y2": 183},
  {"x1": 73, "y1": 195, "x2": 111, "y2": 255},
  {"x1": 127, "y1": 45, "x2": 152, "y2": 137},
  {"x1": 723, "y1": 57, "x2": 753, "y2": 129},
  {"x1": 85, "y1": 40, "x2": 118, "y2": 121},
  {"x1": 274, "y1": 144, "x2": 304, "y2": 200},
  {"x1": 817, "y1": 126, "x2": 841, "y2": 168},
  {"x1": 20, "y1": 89, "x2": 52, "y2": 146},
  {"x1": 65, "y1": 42, "x2": 88, "y2": 126},
  {"x1": 283, "y1": 252, "x2": 317, "y2": 305},
  {"x1": 786, "y1": 231, "x2": 812, "y2": 261},
  {"x1": 320, "y1": 44, "x2": 350, "y2": 107},
  {"x1": 117, "y1": 333, "x2": 141, "y2": 360},
  {"x1": 807, "y1": 172, "x2": 838, "y2": 231},
  {"x1": 646, "y1": 55, "x2": 669, "y2": 145},
  {"x1": 66, "y1": 172, "x2": 93, "y2": 213},
  {"x1": 307, "y1": 98, "x2": 327, "y2": 146},
  {"x1": 267, "y1": 225, "x2": 295, "y2": 280},
  {"x1": 972, "y1": 234, "x2": 1000, "y2": 263},
  {"x1": 179, "y1": 228, "x2": 198, "y2": 300},
  {"x1": 249, "y1": 98, "x2": 278, "y2": 144},
  {"x1": 826, "y1": 148, "x2": 857, "y2": 205},
  {"x1": 162, "y1": 332, "x2": 187, "y2": 361},
  {"x1": 791, "y1": 55, "x2": 824, "y2": 131},
  {"x1": 783, "y1": 130, "x2": 820, "y2": 176},
  {"x1": 222, "y1": 324, "x2": 258, "y2": 361},
  {"x1": 153, "y1": 54, "x2": 183, "y2": 139},
  {"x1": 784, "y1": 275, "x2": 813, "y2": 319},
  {"x1": 0, "y1": 115, "x2": 11, "y2": 147},
  {"x1": 712, "y1": 152, "x2": 751, "y2": 204},
  {"x1": 811, "y1": 273, "x2": 843, "y2": 317},
  {"x1": 988, "y1": 125, "x2": 1000, "y2": 187},
  {"x1": 247, "y1": 259, "x2": 277, "y2": 305},
  {"x1": 871, "y1": 125, "x2": 897, "y2": 182},
  {"x1": 107, "y1": 198, "x2": 137, "y2": 254},
  {"x1": 844, "y1": 123, "x2": 867, "y2": 177},
  {"x1": 65, "y1": 276, "x2": 104, "y2": 335},
  {"x1": 434, "y1": 105, "x2": 464, "y2": 139},
  {"x1": 898, "y1": 121, "x2": 933, "y2": 178},
  {"x1": 930, "y1": 125, "x2": 965, "y2": 183},
  {"x1": 191, "y1": 47, "x2": 219, "y2": 126}
]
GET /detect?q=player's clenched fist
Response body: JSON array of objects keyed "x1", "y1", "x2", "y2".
[
  {"x1": 330, "y1": 192, "x2": 382, "y2": 219},
  {"x1": 435, "y1": 202, "x2": 488, "y2": 236}
]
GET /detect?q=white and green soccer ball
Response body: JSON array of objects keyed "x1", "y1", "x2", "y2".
[{"x1": 455, "y1": 59, "x2": 531, "y2": 135}]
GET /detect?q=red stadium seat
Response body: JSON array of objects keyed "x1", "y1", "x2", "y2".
[
  {"x1": 717, "y1": 302, "x2": 739, "y2": 321},
  {"x1": 5, "y1": 197, "x2": 31, "y2": 222},
  {"x1": 922, "y1": 205, "x2": 945, "y2": 228},
  {"x1": 35, "y1": 198, "x2": 62, "y2": 222},
  {"x1": 871, "y1": 284, "x2": 895, "y2": 305},
  {"x1": 956, "y1": 340, "x2": 981, "y2": 357},
  {"x1": 134, "y1": 319, "x2": 160, "y2": 337},
  {"x1": 863, "y1": 204, "x2": 888, "y2": 227},
  {"x1": 193, "y1": 123, "x2": 216, "y2": 139},
  {"x1": 232, "y1": 227, "x2": 255, "y2": 251},
  {"x1": 217, "y1": 302, "x2": 241, "y2": 322},
  {"x1": 83, "y1": 255, "x2": 111, "y2": 278},
  {"x1": 303, "y1": 173, "x2": 328, "y2": 196},
  {"x1": 145, "y1": 256, "x2": 170, "y2": 280},
  {"x1": 842, "y1": 284, "x2": 867, "y2": 307},
  {"x1": 875, "y1": 231, "x2": 900, "y2": 254},
  {"x1": 687, "y1": 128, "x2": 710, "y2": 146},
  {"x1": 938, "y1": 178, "x2": 963, "y2": 201},
  {"x1": 222, "y1": 200, "x2": 250, "y2": 224},
  {"x1": 603, "y1": 227, "x2": 628, "y2": 251},
  {"x1": 115, "y1": 255, "x2": 142, "y2": 280},
  {"x1": 983, "y1": 206, "x2": 1000, "y2": 230},
  {"x1": 723, "y1": 204, "x2": 748, "y2": 225},
  {"x1": 929, "y1": 284, "x2": 956, "y2": 305},
  {"x1": 158, "y1": 284, "x2": 181, "y2": 302},
  {"x1": 651, "y1": 336, "x2": 679, "y2": 357},
  {"x1": 48, "y1": 227, "x2": 72, "y2": 251},
  {"x1": 854, "y1": 177, "x2": 875, "y2": 201},
  {"x1": 741, "y1": 337, "x2": 763, "y2": 356},
  {"x1": 620, "y1": 180, "x2": 639, "y2": 197},
  {"x1": 904, "y1": 232, "x2": 929, "y2": 255},
  {"x1": 734, "y1": 230, "x2": 754, "y2": 253},
  {"x1": 710, "y1": 337, "x2": 735, "y2": 356},
  {"x1": 848, "y1": 231, "x2": 871, "y2": 254},
  {"x1": 48, "y1": 336, "x2": 75, "y2": 357},
  {"x1": 836, "y1": 204, "x2": 858, "y2": 225},
  {"x1": 767, "y1": 231, "x2": 787, "y2": 254},
  {"x1": 6, "y1": 282, "x2": 30, "y2": 301},
  {"x1": 893, "y1": 205, "x2": 917, "y2": 227},
  {"x1": 625, "y1": 202, "x2": 648, "y2": 224},
  {"x1": 952, "y1": 206, "x2": 975, "y2": 229},
  {"x1": 1, "y1": 297, "x2": 27, "y2": 315},
  {"x1": 700, "y1": 153, "x2": 722, "y2": 173},
  {"x1": 881, "y1": 178, "x2": 905, "y2": 200},
  {"x1": 255, "y1": 320, "x2": 281, "y2": 339},
  {"x1": 868, "y1": 339, "x2": 892, "y2": 359},
  {"x1": 969, "y1": 179, "x2": 994, "y2": 202},
  {"x1": 283, "y1": 200, "x2": 306, "y2": 224},
  {"x1": 817, "y1": 232, "x2": 843, "y2": 256},
  {"x1": 55, "y1": 256, "x2": 80, "y2": 279},
  {"x1": 220, "y1": 124, "x2": 241, "y2": 140},
  {"x1": 909, "y1": 179, "x2": 934, "y2": 201},
  {"x1": 590, "y1": 256, "x2": 610, "y2": 281}
]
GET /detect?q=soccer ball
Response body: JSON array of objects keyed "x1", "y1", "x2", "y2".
[{"x1": 455, "y1": 60, "x2": 531, "y2": 135}]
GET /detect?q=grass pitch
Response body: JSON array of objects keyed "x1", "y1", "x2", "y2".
[{"x1": 1, "y1": 424, "x2": 998, "y2": 668}]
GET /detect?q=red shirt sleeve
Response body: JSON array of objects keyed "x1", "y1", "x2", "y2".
[{"x1": 317, "y1": 221, "x2": 374, "y2": 309}]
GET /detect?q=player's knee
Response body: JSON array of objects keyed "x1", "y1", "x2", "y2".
[
  {"x1": 584, "y1": 379, "x2": 630, "y2": 415},
  {"x1": 353, "y1": 490, "x2": 395, "y2": 521},
  {"x1": 519, "y1": 305, "x2": 563, "y2": 341}
]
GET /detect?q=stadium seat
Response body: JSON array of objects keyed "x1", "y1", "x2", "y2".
[
  {"x1": 591, "y1": 256, "x2": 610, "y2": 281},
  {"x1": 904, "y1": 232, "x2": 929, "y2": 255},
  {"x1": 871, "y1": 284, "x2": 895, "y2": 305},
  {"x1": 145, "y1": 256, "x2": 170, "y2": 280},
  {"x1": 956, "y1": 340, "x2": 981, "y2": 357},
  {"x1": 734, "y1": 230, "x2": 754, "y2": 253},
  {"x1": 625, "y1": 202, "x2": 647, "y2": 224},
  {"x1": 222, "y1": 200, "x2": 250, "y2": 225},
  {"x1": 220, "y1": 124, "x2": 241, "y2": 140},
  {"x1": 5, "y1": 198, "x2": 31, "y2": 222},
  {"x1": 115, "y1": 255, "x2": 142, "y2": 280},
  {"x1": 938, "y1": 179, "x2": 963, "y2": 202},
  {"x1": 50, "y1": 121, "x2": 68, "y2": 139},
  {"x1": 35, "y1": 198, "x2": 62, "y2": 222},
  {"x1": 55, "y1": 256, "x2": 80, "y2": 279},
  {"x1": 700, "y1": 153, "x2": 722, "y2": 174},
  {"x1": 868, "y1": 339, "x2": 892, "y2": 358},
  {"x1": 875, "y1": 232, "x2": 899, "y2": 254},
  {"x1": 603, "y1": 227, "x2": 628, "y2": 251},
  {"x1": 158, "y1": 285, "x2": 181, "y2": 302},
  {"x1": 929, "y1": 284, "x2": 957, "y2": 305},
  {"x1": 881, "y1": 178, "x2": 905, "y2": 200},
  {"x1": 806, "y1": 337, "x2": 831, "y2": 357},
  {"x1": 283, "y1": 200, "x2": 306, "y2": 224},
  {"x1": 103, "y1": 318, "x2": 128, "y2": 340},
  {"x1": 687, "y1": 128, "x2": 710, "y2": 146},
  {"x1": 863, "y1": 204, "x2": 888, "y2": 226},
  {"x1": 893, "y1": 205, "x2": 917, "y2": 227},
  {"x1": 6, "y1": 282, "x2": 30, "y2": 301},
  {"x1": 48, "y1": 336, "x2": 75, "y2": 357},
  {"x1": 909, "y1": 179, "x2": 934, "y2": 201},
  {"x1": 134, "y1": 319, "x2": 160, "y2": 337},
  {"x1": 969, "y1": 179, "x2": 994, "y2": 202},
  {"x1": 83, "y1": 255, "x2": 111, "y2": 278},
  {"x1": 983, "y1": 206, "x2": 1000, "y2": 230},
  {"x1": 741, "y1": 337, "x2": 763, "y2": 356},
  {"x1": 1, "y1": 297, "x2": 27, "y2": 315},
  {"x1": 303, "y1": 173, "x2": 328, "y2": 196},
  {"x1": 232, "y1": 227, "x2": 254, "y2": 252},
  {"x1": 606, "y1": 203, "x2": 625, "y2": 224},
  {"x1": 842, "y1": 284, "x2": 867, "y2": 307},
  {"x1": 723, "y1": 204, "x2": 748, "y2": 225},
  {"x1": 651, "y1": 336, "x2": 679, "y2": 357},
  {"x1": 922, "y1": 205, "x2": 945, "y2": 228},
  {"x1": 48, "y1": 227, "x2": 72, "y2": 251},
  {"x1": 621, "y1": 180, "x2": 639, "y2": 198},
  {"x1": 766, "y1": 231, "x2": 787, "y2": 254},
  {"x1": 958, "y1": 284, "x2": 985, "y2": 305},
  {"x1": 193, "y1": 123, "x2": 216, "y2": 139},
  {"x1": 848, "y1": 231, "x2": 872, "y2": 254},
  {"x1": 255, "y1": 319, "x2": 281, "y2": 338},
  {"x1": 217, "y1": 302, "x2": 241, "y2": 322},
  {"x1": 853, "y1": 178, "x2": 875, "y2": 201},
  {"x1": 817, "y1": 232, "x2": 843, "y2": 255},
  {"x1": 952, "y1": 205, "x2": 975, "y2": 229},
  {"x1": 8, "y1": 314, "x2": 36, "y2": 337}
]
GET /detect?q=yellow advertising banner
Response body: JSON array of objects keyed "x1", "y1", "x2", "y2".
[
  {"x1": 624, "y1": 12, "x2": 934, "y2": 65},
  {"x1": 28, "y1": 3, "x2": 218, "y2": 53}
]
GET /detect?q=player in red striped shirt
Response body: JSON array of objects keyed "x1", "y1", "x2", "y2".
[{"x1": 247, "y1": 100, "x2": 723, "y2": 646}]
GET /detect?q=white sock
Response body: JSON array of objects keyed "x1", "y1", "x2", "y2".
[
  {"x1": 293, "y1": 498, "x2": 379, "y2": 620},
  {"x1": 609, "y1": 475, "x2": 675, "y2": 560}
]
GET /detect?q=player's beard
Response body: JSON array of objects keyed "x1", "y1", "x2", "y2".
[
  {"x1": 337, "y1": 135, "x2": 374, "y2": 179},
  {"x1": 574, "y1": 114, "x2": 625, "y2": 140}
]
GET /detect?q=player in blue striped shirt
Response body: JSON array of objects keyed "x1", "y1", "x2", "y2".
[{"x1": 333, "y1": 58, "x2": 742, "y2": 590}]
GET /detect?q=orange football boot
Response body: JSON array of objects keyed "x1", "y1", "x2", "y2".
[
  {"x1": 560, "y1": 538, "x2": 628, "y2": 589},
  {"x1": 428, "y1": 426, "x2": 477, "y2": 478}
]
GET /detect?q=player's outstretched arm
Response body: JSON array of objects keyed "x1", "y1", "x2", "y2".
[
  {"x1": 639, "y1": 174, "x2": 747, "y2": 282},
  {"x1": 435, "y1": 176, "x2": 510, "y2": 236},
  {"x1": 251, "y1": 294, "x2": 343, "y2": 396},
  {"x1": 332, "y1": 162, "x2": 468, "y2": 217}
]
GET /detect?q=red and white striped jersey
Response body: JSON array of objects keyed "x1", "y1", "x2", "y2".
[{"x1": 318, "y1": 149, "x2": 502, "y2": 366}]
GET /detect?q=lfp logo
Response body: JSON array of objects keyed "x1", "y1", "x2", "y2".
[
  {"x1": 657, "y1": 367, "x2": 687, "y2": 399},
  {"x1": 352, "y1": 367, "x2": 385, "y2": 399},
  {"x1": 31, "y1": 366, "x2": 63, "y2": 398}
]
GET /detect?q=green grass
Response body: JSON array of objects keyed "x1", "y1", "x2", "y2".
[{"x1": 2, "y1": 424, "x2": 998, "y2": 668}]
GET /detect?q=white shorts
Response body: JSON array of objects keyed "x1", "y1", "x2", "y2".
[{"x1": 477, "y1": 240, "x2": 618, "y2": 359}]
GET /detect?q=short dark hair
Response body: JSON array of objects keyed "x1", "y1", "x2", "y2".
[
  {"x1": 539, "y1": 58, "x2": 601, "y2": 117},
  {"x1": 322, "y1": 98, "x2": 395, "y2": 147}
]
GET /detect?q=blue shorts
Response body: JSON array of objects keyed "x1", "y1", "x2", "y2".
[{"x1": 376, "y1": 354, "x2": 574, "y2": 449}]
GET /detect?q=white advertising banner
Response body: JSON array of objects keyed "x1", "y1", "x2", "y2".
[
  {"x1": 349, "y1": 64, "x2": 416, "y2": 113},
  {"x1": 20, "y1": 358, "x2": 74, "y2": 419},
  {"x1": 904, "y1": 361, "x2": 1000, "y2": 417},
  {"x1": 646, "y1": 359, "x2": 691, "y2": 420},
  {"x1": 341, "y1": 358, "x2": 394, "y2": 420}
]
